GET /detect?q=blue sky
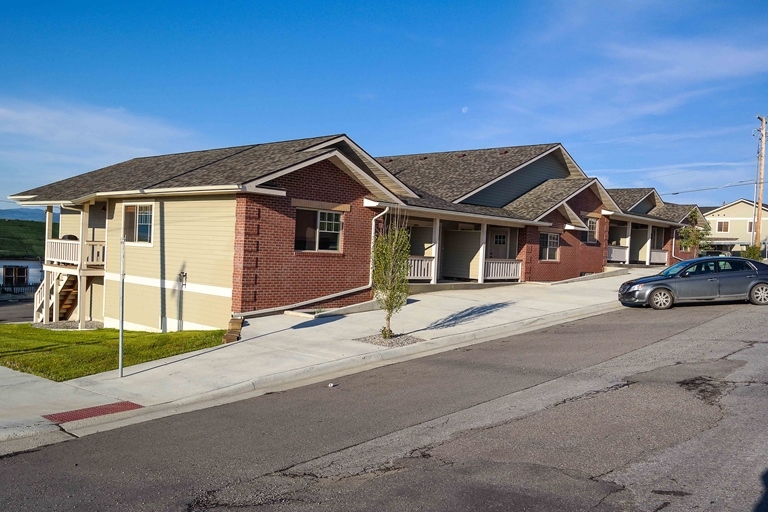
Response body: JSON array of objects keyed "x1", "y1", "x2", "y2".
[{"x1": 1, "y1": 0, "x2": 767, "y2": 210}]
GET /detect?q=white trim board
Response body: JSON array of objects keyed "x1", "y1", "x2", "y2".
[{"x1": 104, "y1": 272, "x2": 232, "y2": 298}]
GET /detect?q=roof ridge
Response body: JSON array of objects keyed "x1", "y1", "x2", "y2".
[
  {"x1": 378, "y1": 142, "x2": 560, "y2": 159},
  {"x1": 131, "y1": 134, "x2": 344, "y2": 161}
]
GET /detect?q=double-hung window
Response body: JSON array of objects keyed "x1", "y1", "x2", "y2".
[
  {"x1": 581, "y1": 218, "x2": 598, "y2": 244},
  {"x1": 716, "y1": 221, "x2": 729, "y2": 233},
  {"x1": 539, "y1": 233, "x2": 559, "y2": 261},
  {"x1": 124, "y1": 204, "x2": 153, "y2": 243},
  {"x1": 294, "y1": 210, "x2": 342, "y2": 251}
]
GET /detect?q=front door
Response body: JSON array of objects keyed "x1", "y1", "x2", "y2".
[{"x1": 488, "y1": 229, "x2": 509, "y2": 259}]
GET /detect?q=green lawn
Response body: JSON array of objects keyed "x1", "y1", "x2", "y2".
[
  {"x1": 0, "y1": 219, "x2": 59, "y2": 259},
  {"x1": 0, "y1": 324, "x2": 225, "y2": 381}
]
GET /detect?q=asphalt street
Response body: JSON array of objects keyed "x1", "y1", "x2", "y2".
[
  {"x1": 0, "y1": 298, "x2": 33, "y2": 323},
  {"x1": 0, "y1": 303, "x2": 766, "y2": 511}
]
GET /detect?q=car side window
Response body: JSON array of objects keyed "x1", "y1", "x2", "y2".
[{"x1": 719, "y1": 260, "x2": 749, "y2": 272}]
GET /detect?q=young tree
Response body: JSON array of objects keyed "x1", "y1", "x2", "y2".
[
  {"x1": 371, "y1": 213, "x2": 411, "y2": 339},
  {"x1": 677, "y1": 210, "x2": 711, "y2": 254}
]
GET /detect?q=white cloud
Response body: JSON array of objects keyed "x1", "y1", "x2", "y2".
[{"x1": 0, "y1": 100, "x2": 198, "y2": 202}]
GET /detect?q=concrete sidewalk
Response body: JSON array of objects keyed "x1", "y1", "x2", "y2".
[{"x1": 0, "y1": 267, "x2": 658, "y2": 454}]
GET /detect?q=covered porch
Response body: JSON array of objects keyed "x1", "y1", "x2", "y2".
[
  {"x1": 607, "y1": 218, "x2": 670, "y2": 266},
  {"x1": 405, "y1": 216, "x2": 523, "y2": 284},
  {"x1": 35, "y1": 202, "x2": 107, "y2": 327}
]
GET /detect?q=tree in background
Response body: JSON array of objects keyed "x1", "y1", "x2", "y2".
[
  {"x1": 743, "y1": 245, "x2": 762, "y2": 261},
  {"x1": 371, "y1": 213, "x2": 410, "y2": 339},
  {"x1": 677, "y1": 211, "x2": 711, "y2": 254}
]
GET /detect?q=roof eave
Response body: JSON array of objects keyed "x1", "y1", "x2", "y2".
[{"x1": 363, "y1": 198, "x2": 548, "y2": 227}]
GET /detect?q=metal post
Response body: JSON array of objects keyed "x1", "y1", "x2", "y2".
[
  {"x1": 756, "y1": 115, "x2": 766, "y2": 252},
  {"x1": 118, "y1": 237, "x2": 125, "y2": 378}
]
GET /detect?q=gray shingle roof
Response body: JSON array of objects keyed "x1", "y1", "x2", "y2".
[
  {"x1": 11, "y1": 135, "x2": 342, "y2": 202},
  {"x1": 606, "y1": 188, "x2": 654, "y2": 211},
  {"x1": 379, "y1": 143, "x2": 560, "y2": 203},
  {"x1": 503, "y1": 178, "x2": 595, "y2": 220},
  {"x1": 648, "y1": 203, "x2": 695, "y2": 223}
]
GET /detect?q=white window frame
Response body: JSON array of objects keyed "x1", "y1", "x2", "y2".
[
  {"x1": 123, "y1": 202, "x2": 154, "y2": 246},
  {"x1": 583, "y1": 218, "x2": 598, "y2": 244},
  {"x1": 748, "y1": 221, "x2": 754, "y2": 233},
  {"x1": 540, "y1": 233, "x2": 559, "y2": 261},
  {"x1": 294, "y1": 209, "x2": 343, "y2": 252},
  {"x1": 716, "y1": 221, "x2": 730, "y2": 233}
]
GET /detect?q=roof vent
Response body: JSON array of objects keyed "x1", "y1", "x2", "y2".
[
  {"x1": 457, "y1": 153, "x2": 467, "y2": 158},
  {"x1": 499, "y1": 150, "x2": 509, "y2": 155},
  {"x1": 419, "y1": 156, "x2": 428, "y2": 160}
]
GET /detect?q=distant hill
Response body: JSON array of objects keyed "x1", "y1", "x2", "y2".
[
  {"x1": 0, "y1": 219, "x2": 60, "y2": 259},
  {"x1": 0, "y1": 208, "x2": 60, "y2": 222}
]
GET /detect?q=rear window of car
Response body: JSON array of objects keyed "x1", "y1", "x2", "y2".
[{"x1": 718, "y1": 260, "x2": 753, "y2": 272}]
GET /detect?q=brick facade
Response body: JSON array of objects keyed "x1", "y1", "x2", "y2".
[
  {"x1": 232, "y1": 160, "x2": 375, "y2": 313},
  {"x1": 517, "y1": 187, "x2": 609, "y2": 281}
]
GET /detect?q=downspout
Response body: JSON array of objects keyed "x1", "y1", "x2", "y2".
[
  {"x1": 233, "y1": 206, "x2": 391, "y2": 319},
  {"x1": 370, "y1": 207, "x2": 391, "y2": 286},
  {"x1": 671, "y1": 228, "x2": 682, "y2": 261}
]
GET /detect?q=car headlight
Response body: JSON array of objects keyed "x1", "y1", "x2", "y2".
[{"x1": 627, "y1": 284, "x2": 644, "y2": 292}]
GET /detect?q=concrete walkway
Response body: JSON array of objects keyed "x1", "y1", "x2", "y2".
[{"x1": 0, "y1": 267, "x2": 658, "y2": 455}]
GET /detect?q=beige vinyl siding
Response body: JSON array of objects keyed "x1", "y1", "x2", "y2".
[
  {"x1": 103, "y1": 280, "x2": 232, "y2": 331},
  {"x1": 87, "y1": 277, "x2": 104, "y2": 321},
  {"x1": 59, "y1": 208, "x2": 80, "y2": 238},
  {"x1": 103, "y1": 195, "x2": 237, "y2": 331},
  {"x1": 441, "y1": 230, "x2": 480, "y2": 279},
  {"x1": 87, "y1": 202, "x2": 107, "y2": 241},
  {"x1": 705, "y1": 201, "x2": 768, "y2": 248},
  {"x1": 409, "y1": 226, "x2": 434, "y2": 257}
]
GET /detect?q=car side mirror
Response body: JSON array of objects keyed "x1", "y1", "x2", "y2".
[{"x1": 680, "y1": 271, "x2": 690, "y2": 278}]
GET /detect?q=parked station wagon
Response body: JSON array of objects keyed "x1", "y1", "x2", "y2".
[{"x1": 619, "y1": 256, "x2": 768, "y2": 309}]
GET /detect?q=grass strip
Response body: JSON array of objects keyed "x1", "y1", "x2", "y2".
[{"x1": 0, "y1": 324, "x2": 224, "y2": 381}]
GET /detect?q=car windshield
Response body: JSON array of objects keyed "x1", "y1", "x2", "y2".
[{"x1": 658, "y1": 260, "x2": 690, "y2": 277}]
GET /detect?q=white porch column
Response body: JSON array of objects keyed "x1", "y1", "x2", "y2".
[
  {"x1": 645, "y1": 226, "x2": 652, "y2": 265},
  {"x1": 42, "y1": 270, "x2": 50, "y2": 324},
  {"x1": 52, "y1": 275, "x2": 60, "y2": 322},
  {"x1": 431, "y1": 219, "x2": 440, "y2": 284},
  {"x1": 77, "y1": 274, "x2": 85, "y2": 329},
  {"x1": 625, "y1": 222, "x2": 632, "y2": 265},
  {"x1": 79, "y1": 205, "x2": 89, "y2": 269},
  {"x1": 478, "y1": 223, "x2": 487, "y2": 284}
]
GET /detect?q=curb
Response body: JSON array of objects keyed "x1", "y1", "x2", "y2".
[{"x1": 0, "y1": 299, "x2": 623, "y2": 455}]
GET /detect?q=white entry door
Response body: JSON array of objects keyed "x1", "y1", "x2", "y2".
[{"x1": 488, "y1": 229, "x2": 509, "y2": 259}]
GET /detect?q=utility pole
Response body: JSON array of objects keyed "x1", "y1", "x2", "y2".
[{"x1": 756, "y1": 115, "x2": 766, "y2": 251}]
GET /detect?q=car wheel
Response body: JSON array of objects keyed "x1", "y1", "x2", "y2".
[
  {"x1": 749, "y1": 283, "x2": 768, "y2": 305},
  {"x1": 649, "y1": 289, "x2": 673, "y2": 310}
]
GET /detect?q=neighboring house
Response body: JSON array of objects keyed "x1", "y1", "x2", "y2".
[
  {"x1": 605, "y1": 188, "x2": 705, "y2": 265},
  {"x1": 702, "y1": 199, "x2": 768, "y2": 254},
  {"x1": 10, "y1": 134, "x2": 704, "y2": 332},
  {"x1": 1, "y1": 259, "x2": 41, "y2": 292}
]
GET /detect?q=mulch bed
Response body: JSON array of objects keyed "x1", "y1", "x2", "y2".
[{"x1": 354, "y1": 333, "x2": 424, "y2": 348}]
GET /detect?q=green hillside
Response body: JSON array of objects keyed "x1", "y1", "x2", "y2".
[{"x1": 0, "y1": 220, "x2": 59, "y2": 259}]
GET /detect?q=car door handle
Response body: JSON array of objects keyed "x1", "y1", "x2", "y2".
[
  {"x1": 747, "y1": 275, "x2": 755, "y2": 278},
  {"x1": 708, "y1": 278, "x2": 717, "y2": 281}
]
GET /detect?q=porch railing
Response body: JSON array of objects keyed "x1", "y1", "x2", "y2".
[
  {"x1": 46, "y1": 239, "x2": 106, "y2": 267},
  {"x1": 484, "y1": 259, "x2": 521, "y2": 280},
  {"x1": 650, "y1": 249, "x2": 668, "y2": 264},
  {"x1": 607, "y1": 245, "x2": 628, "y2": 262},
  {"x1": 408, "y1": 256, "x2": 433, "y2": 280}
]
